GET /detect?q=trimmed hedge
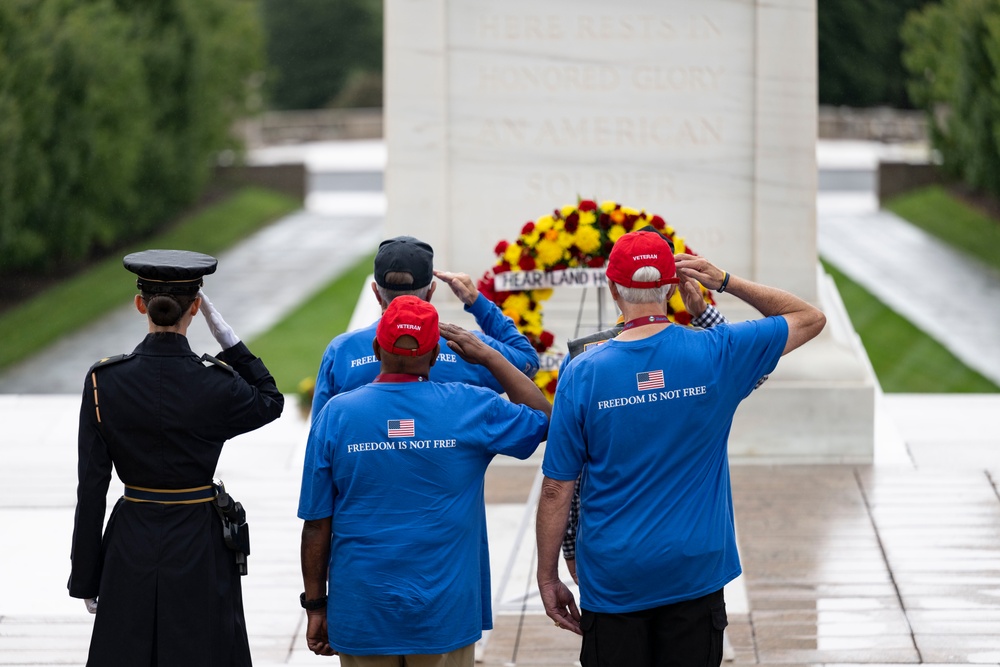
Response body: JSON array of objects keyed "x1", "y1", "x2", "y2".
[
  {"x1": 0, "y1": 0, "x2": 264, "y2": 274},
  {"x1": 902, "y1": 0, "x2": 1000, "y2": 197}
]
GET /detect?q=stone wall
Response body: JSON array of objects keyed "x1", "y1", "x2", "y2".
[
  {"x1": 819, "y1": 106, "x2": 927, "y2": 142},
  {"x1": 235, "y1": 108, "x2": 383, "y2": 148},
  {"x1": 212, "y1": 163, "x2": 307, "y2": 202},
  {"x1": 878, "y1": 161, "x2": 943, "y2": 203}
]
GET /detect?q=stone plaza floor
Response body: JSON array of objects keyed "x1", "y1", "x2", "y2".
[
  {"x1": 3, "y1": 392, "x2": 1000, "y2": 666},
  {"x1": 2, "y1": 139, "x2": 1000, "y2": 665}
]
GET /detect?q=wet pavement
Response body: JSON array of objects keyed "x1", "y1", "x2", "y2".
[{"x1": 1, "y1": 140, "x2": 1000, "y2": 665}]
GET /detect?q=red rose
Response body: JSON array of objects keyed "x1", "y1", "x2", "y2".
[
  {"x1": 587, "y1": 256, "x2": 606, "y2": 268},
  {"x1": 673, "y1": 311, "x2": 692, "y2": 326},
  {"x1": 521, "y1": 222, "x2": 535, "y2": 235},
  {"x1": 598, "y1": 213, "x2": 611, "y2": 229},
  {"x1": 518, "y1": 255, "x2": 536, "y2": 271},
  {"x1": 545, "y1": 378, "x2": 559, "y2": 395},
  {"x1": 578, "y1": 199, "x2": 597, "y2": 211},
  {"x1": 565, "y1": 217, "x2": 579, "y2": 233},
  {"x1": 494, "y1": 240, "x2": 509, "y2": 255},
  {"x1": 651, "y1": 215, "x2": 666, "y2": 229},
  {"x1": 539, "y1": 330, "x2": 555, "y2": 348},
  {"x1": 494, "y1": 262, "x2": 511, "y2": 274}
]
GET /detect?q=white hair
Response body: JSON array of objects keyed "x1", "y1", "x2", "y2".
[
  {"x1": 614, "y1": 266, "x2": 671, "y2": 304},
  {"x1": 377, "y1": 283, "x2": 432, "y2": 304}
]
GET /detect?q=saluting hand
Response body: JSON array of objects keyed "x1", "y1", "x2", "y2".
[
  {"x1": 198, "y1": 290, "x2": 240, "y2": 350},
  {"x1": 433, "y1": 270, "x2": 479, "y2": 307},
  {"x1": 674, "y1": 253, "x2": 727, "y2": 292},
  {"x1": 439, "y1": 322, "x2": 495, "y2": 366},
  {"x1": 678, "y1": 272, "x2": 708, "y2": 318}
]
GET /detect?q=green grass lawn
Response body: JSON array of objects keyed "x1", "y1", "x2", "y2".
[
  {"x1": 822, "y1": 260, "x2": 999, "y2": 393},
  {"x1": 885, "y1": 184, "x2": 1000, "y2": 273},
  {"x1": 3, "y1": 180, "x2": 998, "y2": 397},
  {"x1": 248, "y1": 251, "x2": 376, "y2": 399},
  {"x1": 0, "y1": 187, "x2": 299, "y2": 371}
]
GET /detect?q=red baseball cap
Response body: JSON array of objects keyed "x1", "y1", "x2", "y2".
[
  {"x1": 605, "y1": 231, "x2": 679, "y2": 288},
  {"x1": 376, "y1": 295, "x2": 440, "y2": 357}
]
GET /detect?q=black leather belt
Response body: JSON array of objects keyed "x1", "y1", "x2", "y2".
[{"x1": 124, "y1": 484, "x2": 217, "y2": 504}]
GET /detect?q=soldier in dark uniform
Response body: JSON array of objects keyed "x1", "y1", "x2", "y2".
[{"x1": 68, "y1": 249, "x2": 284, "y2": 666}]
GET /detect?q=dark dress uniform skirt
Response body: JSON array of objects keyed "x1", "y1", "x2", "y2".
[{"x1": 87, "y1": 498, "x2": 251, "y2": 666}]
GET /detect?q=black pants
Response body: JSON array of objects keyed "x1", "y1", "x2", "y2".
[{"x1": 580, "y1": 588, "x2": 727, "y2": 667}]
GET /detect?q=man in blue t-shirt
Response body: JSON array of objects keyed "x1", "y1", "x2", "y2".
[
  {"x1": 310, "y1": 235, "x2": 539, "y2": 416},
  {"x1": 308, "y1": 235, "x2": 540, "y2": 638},
  {"x1": 299, "y1": 296, "x2": 550, "y2": 665},
  {"x1": 535, "y1": 230, "x2": 826, "y2": 666}
]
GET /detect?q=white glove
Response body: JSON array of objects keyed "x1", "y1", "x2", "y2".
[
  {"x1": 85, "y1": 597, "x2": 98, "y2": 614},
  {"x1": 198, "y1": 290, "x2": 240, "y2": 350}
]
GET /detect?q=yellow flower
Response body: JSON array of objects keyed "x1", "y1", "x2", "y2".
[
  {"x1": 536, "y1": 214, "x2": 555, "y2": 232},
  {"x1": 621, "y1": 206, "x2": 640, "y2": 216},
  {"x1": 521, "y1": 229, "x2": 540, "y2": 246},
  {"x1": 608, "y1": 225, "x2": 626, "y2": 243},
  {"x1": 536, "y1": 238, "x2": 565, "y2": 266},
  {"x1": 533, "y1": 288, "x2": 554, "y2": 301},
  {"x1": 503, "y1": 243, "x2": 522, "y2": 266},
  {"x1": 673, "y1": 236, "x2": 686, "y2": 253},
  {"x1": 668, "y1": 290, "x2": 686, "y2": 312},
  {"x1": 574, "y1": 224, "x2": 602, "y2": 254},
  {"x1": 556, "y1": 230, "x2": 575, "y2": 249},
  {"x1": 579, "y1": 210, "x2": 596, "y2": 226},
  {"x1": 502, "y1": 308, "x2": 522, "y2": 324},
  {"x1": 599, "y1": 200, "x2": 617, "y2": 213},
  {"x1": 520, "y1": 308, "x2": 543, "y2": 335},
  {"x1": 561, "y1": 204, "x2": 578, "y2": 217},
  {"x1": 502, "y1": 292, "x2": 531, "y2": 315}
]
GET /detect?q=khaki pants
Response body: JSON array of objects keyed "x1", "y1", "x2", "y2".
[{"x1": 338, "y1": 643, "x2": 475, "y2": 667}]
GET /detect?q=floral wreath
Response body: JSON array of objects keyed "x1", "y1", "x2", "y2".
[{"x1": 477, "y1": 199, "x2": 715, "y2": 401}]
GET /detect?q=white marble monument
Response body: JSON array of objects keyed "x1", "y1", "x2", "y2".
[{"x1": 384, "y1": 0, "x2": 876, "y2": 462}]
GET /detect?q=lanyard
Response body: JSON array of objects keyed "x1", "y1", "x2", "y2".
[
  {"x1": 621, "y1": 315, "x2": 670, "y2": 331},
  {"x1": 373, "y1": 373, "x2": 427, "y2": 383}
]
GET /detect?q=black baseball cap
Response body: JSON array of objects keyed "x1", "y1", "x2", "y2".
[
  {"x1": 374, "y1": 236, "x2": 434, "y2": 289},
  {"x1": 123, "y1": 249, "x2": 217, "y2": 295}
]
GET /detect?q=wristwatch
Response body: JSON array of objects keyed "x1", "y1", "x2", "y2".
[{"x1": 300, "y1": 592, "x2": 327, "y2": 610}]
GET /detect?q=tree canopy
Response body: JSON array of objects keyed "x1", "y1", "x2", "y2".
[{"x1": 0, "y1": 0, "x2": 264, "y2": 275}]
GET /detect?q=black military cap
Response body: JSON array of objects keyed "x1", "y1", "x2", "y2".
[
  {"x1": 123, "y1": 249, "x2": 218, "y2": 295},
  {"x1": 374, "y1": 236, "x2": 434, "y2": 289}
]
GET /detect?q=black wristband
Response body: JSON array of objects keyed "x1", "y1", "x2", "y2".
[
  {"x1": 717, "y1": 271, "x2": 730, "y2": 293},
  {"x1": 300, "y1": 592, "x2": 327, "y2": 610}
]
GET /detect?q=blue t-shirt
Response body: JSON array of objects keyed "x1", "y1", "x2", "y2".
[
  {"x1": 308, "y1": 293, "x2": 539, "y2": 632},
  {"x1": 311, "y1": 294, "x2": 539, "y2": 416},
  {"x1": 543, "y1": 318, "x2": 788, "y2": 613},
  {"x1": 298, "y1": 380, "x2": 548, "y2": 655}
]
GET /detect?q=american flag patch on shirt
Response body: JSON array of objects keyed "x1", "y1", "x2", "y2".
[
  {"x1": 636, "y1": 370, "x2": 665, "y2": 391},
  {"x1": 388, "y1": 419, "x2": 415, "y2": 438}
]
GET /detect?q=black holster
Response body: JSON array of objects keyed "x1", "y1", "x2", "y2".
[{"x1": 213, "y1": 481, "x2": 250, "y2": 575}]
